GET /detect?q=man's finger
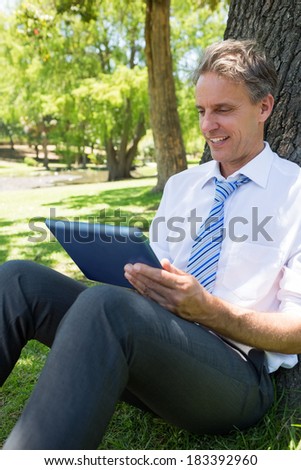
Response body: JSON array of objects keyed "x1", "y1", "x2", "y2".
[{"x1": 125, "y1": 262, "x2": 183, "y2": 289}]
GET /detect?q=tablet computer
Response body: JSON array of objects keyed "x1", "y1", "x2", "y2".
[{"x1": 45, "y1": 218, "x2": 162, "y2": 288}]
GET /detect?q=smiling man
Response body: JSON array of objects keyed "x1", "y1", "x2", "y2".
[
  {"x1": 195, "y1": 71, "x2": 274, "y2": 177},
  {"x1": 2, "y1": 39, "x2": 301, "y2": 450},
  {"x1": 126, "y1": 39, "x2": 301, "y2": 361}
]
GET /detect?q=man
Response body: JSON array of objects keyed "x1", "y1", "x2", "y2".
[{"x1": 2, "y1": 39, "x2": 301, "y2": 449}]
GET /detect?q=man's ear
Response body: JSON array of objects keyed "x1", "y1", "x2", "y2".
[{"x1": 259, "y1": 94, "x2": 274, "y2": 123}]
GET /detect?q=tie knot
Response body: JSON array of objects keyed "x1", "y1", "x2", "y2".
[{"x1": 214, "y1": 175, "x2": 250, "y2": 203}]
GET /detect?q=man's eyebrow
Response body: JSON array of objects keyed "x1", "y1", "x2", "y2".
[{"x1": 195, "y1": 102, "x2": 237, "y2": 110}]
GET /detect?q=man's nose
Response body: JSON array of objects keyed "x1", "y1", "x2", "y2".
[{"x1": 200, "y1": 112, "x2": 219, "y2": 134}]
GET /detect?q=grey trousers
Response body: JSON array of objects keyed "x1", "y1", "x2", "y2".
[{"x1": 1, "y1": 260, "x2": 274, "y2": 449}]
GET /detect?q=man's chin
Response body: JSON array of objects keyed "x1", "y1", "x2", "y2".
[{"x1": 209, "y1": 151, "x2": 228, "y2": 163}]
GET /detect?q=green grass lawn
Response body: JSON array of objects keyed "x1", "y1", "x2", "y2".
[{"x1": 0, "y1": 164, "x2": 301, "y2": 450}]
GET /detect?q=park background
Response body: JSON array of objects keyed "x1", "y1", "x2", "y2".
[{"x1": 0, "y1": 0, "x2": 300, "y2": 450}]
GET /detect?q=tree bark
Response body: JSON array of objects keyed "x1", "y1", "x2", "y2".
[
  {"x1": 202, "y1": 0, "x2": 301, "y2": 164},
  {"x1": 105, "y1": 113, "x2": 146, "y2": 181},
  {"x1": 145, "y1": 0, "x2": 187, "y2": 192},
  {"x1": 273, "y1": 355, "x2": 301, "y2": 421},
  {"x1": 41, "y1": 130, "x2": 49, "y2": 170},
  {"x1": 222, "y1": 0, "x2": 301, "y2": 414}
]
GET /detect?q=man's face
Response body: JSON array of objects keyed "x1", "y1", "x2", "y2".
[{"x1": 195, "y1": 72, "x2": 273, "y2": 177}]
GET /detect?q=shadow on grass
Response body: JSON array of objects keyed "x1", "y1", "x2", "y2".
[
  {"x1": 1, "y1": 342, "x2": 300, "y2": 450},
  {"x1": 0, "y1": 218, "x2": 68, "y2": 267},
  {"x1": 64, "y1": 185, "x2": 162, "y2": 210},
  {"x1": 44, "y1": 185, "x2": 161, "y2": 214},
  {"x1": 0, "y1": 219, "x2": 21, "y2": 264},
  {"x1": 0, "y1": 341, "x2": 49, "y2": 447},
  {"x1": 99, "y1": 389, "x2": 301, "y2": 450}
]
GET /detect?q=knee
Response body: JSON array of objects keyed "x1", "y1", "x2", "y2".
[
  {"x1": 76, "y1": 284, "x2": 136, "y2": 313},
  {"x1": 0, "y1": 261, "x2": 52, "y2": 298},
  {"x1": 0, "y1": 259, "x2": 36, "y2": 280},
  {"x1": 74, "y1": 284, "x2": 142, "y2": 329}
]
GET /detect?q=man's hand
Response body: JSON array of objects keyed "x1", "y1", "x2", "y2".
[
  {"x1": 125, "y1": 259, "x2": 301, "y2": 354},
  {"x1": 124, "y1": 259, "x2": 213, "y2": 323}
]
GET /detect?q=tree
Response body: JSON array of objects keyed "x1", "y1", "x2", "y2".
[
  {"x1": 1, "y1": 0, "x2": 227, "y2": 181},
  {"x1": 58, "y1": 0, "x2": 225, "y2": 188},
  {"x1": 1, "y1": 0, "x2": 149, "y2": 179},
  {"x1": 145, "y1": 0, "x2": 187, "y2": 192},
  {"x1": 217, "y1": 0, "x2": 301, "y2": 413},
  {"x1": 56, "y1": 0, "x2": 148, "y2": 180},
  {"x1": 69, "y1": 68, "x2": 148, "y2": 180}
]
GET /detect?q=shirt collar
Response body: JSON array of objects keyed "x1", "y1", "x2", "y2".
[{"x1": 200, "y1": 142, "x2": 274, "y2": 189}]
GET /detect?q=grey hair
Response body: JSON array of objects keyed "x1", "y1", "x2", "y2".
[{"x1": 192, "y1": 39, "x2": 278, "y2": 103}]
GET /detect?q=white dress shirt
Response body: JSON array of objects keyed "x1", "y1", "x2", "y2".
[{"x1": 150, "y1": 143, "x2": 301, "y2": 373}]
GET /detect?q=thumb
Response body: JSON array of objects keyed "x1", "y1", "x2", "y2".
[{"x1": 160, "y1": 258, "x2": 186, "y2": 275}]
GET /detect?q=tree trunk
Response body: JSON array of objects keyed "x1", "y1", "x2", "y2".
[
  {"x1": 9, "y1": 135, "x2": 14, "y2": 150},
  {"x1": 105, "y1": 113, "x2": 146, "y2": 181},
  {"x1": 202, "y1": 0, "x2": 301, "y2": 165},
  {"x1": 223, "y1": 0, "x2": 301, "y2": 413},
  {"x1": 145, "y1": 0, "x2": 187, "y2": 192},
  {"x1": 41, "y1": 131, "x2": 49, "y2": 170},
  {"x1": 125, "y1": 113, "x2": 146, "y2": 175},
  {"x1": 34, "y1": 144, "x2": 39, "y2": 159},
  {"x1": 273, "y1": 355, "x2": 301, "y2": 421},
  {"x1": 105, "y1": 138, "x2": 119, "y2": 181}
]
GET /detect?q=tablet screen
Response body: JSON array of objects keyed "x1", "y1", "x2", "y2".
[{"x1": 45, "y1": 219, "x2": 162, "y2": 288}]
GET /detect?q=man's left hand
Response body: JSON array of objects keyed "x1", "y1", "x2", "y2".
[{"x1": 124, "y1": 259, "x2": 212, "y2": 323}]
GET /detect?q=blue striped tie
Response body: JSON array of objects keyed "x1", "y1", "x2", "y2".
[{"x1": 186, "y1": 175, "x2": 250, "y2": 293}]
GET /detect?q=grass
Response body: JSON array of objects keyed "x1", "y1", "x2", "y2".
[{"x1": 0, "y1": 161, "x2": 301, "y2": 450}]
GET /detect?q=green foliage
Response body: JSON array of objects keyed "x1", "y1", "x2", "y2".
[
  {"x1": 171, "y1": 0, "x2": 227, "y2": 69},
  {"x1": 0, "y1": 0, "x2": 228, "y2": 169},
  {"x1": 24, "y1": 156, "x2": 39, "y2": 166},
  {"x1": 55, "y1": 0, "x2": 99, "y2": 22},
  {"x1": 171, "y1": 0, "x2": 228, "y2": 155}
]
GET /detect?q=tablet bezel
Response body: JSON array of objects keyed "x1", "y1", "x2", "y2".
[{"x1": 45, "y1": 218, "x2": 162, "y2": 288}]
